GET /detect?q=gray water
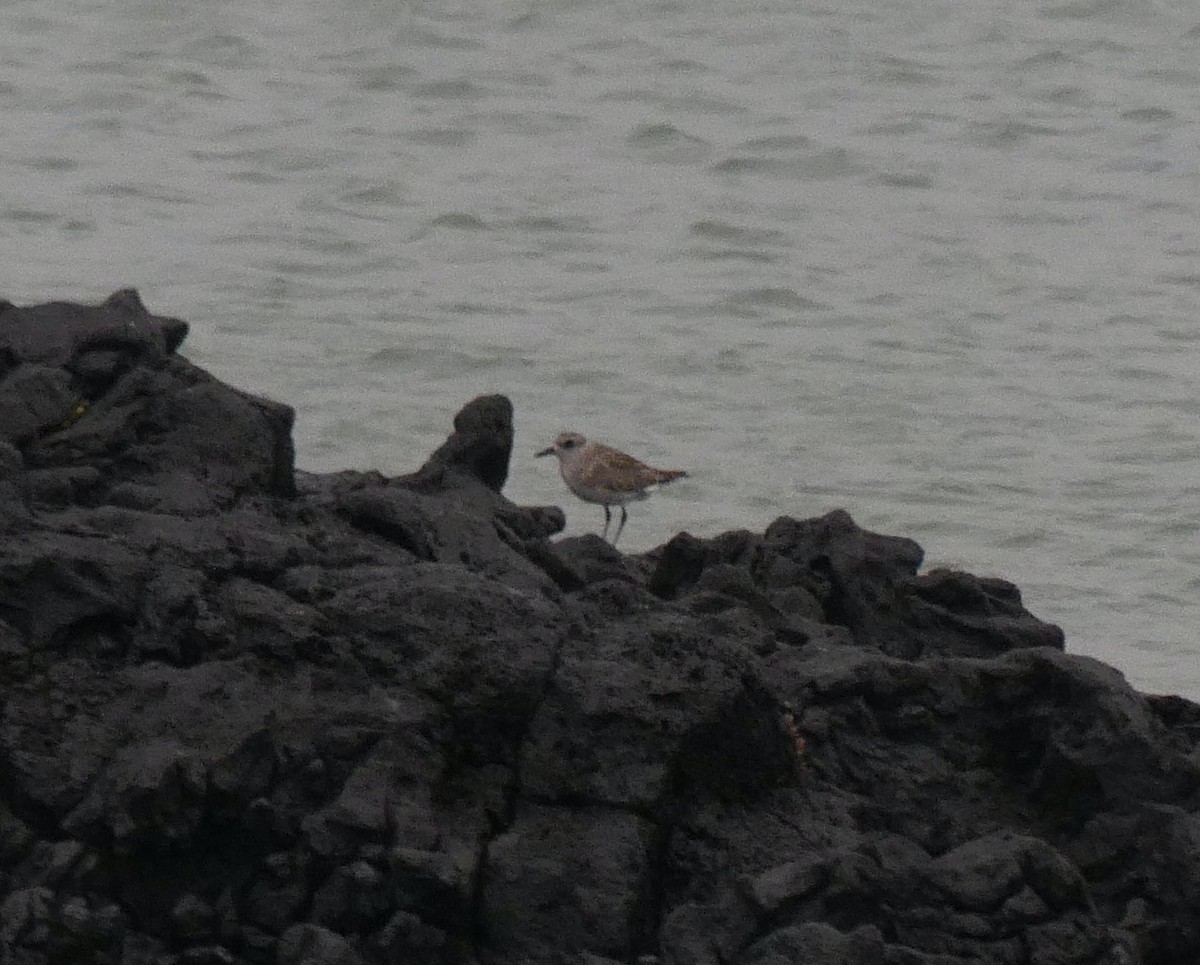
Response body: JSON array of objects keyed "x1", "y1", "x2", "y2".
[{"x1": 6, "y1": 0, "x2": 1200, "y2": 698}]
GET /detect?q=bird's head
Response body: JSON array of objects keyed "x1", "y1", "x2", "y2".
[{"x1": 536, "y1": 431, "x2": 587, "y2": 460}]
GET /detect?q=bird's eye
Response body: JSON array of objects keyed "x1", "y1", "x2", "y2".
[{"x1": 562, "y1": 438, "x2": 576, "y2": 449}]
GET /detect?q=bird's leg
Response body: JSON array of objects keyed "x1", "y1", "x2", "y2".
[
  {"x1": 602, "y1": 505, "x2": 611, "y2": 541},
  {"x1": 613, "y1": 505, "x2": 628, "y2": 545}
]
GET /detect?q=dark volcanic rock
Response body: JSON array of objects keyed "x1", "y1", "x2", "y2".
[
  {"x1": 405, "y1": 392, "x2": 516, "y2": 494},
  {"x1": 2, "y1": 294, "x2": 1199, "y2": 965},
  {"x1": 0, "y1": 289, "x2": 293, "y2": 515}
]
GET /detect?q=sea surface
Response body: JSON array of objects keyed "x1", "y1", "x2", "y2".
[{"x1": 5, "y1": 0, "x2": 1200, "y2": 698}]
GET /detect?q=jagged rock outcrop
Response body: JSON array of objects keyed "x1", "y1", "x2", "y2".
[{"x1": 2, "y1": 292, "x2": 1199, "y2": 965}]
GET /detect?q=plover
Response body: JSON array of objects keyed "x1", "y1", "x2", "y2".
[{"x1": 535, "y1": 431, "x2": 688, "y2": 544}]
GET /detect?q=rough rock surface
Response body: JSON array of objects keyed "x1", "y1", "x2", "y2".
[{"x1": 2, "y1": 292, "x2": 1199, "y2": 965}]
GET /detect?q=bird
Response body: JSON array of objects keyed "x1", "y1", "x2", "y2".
[{"x1": 535, "y1": 431, "x2": 688, "y2": 544}]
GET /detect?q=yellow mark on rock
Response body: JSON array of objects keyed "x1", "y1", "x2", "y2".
[{"x1": 60, "y1": 402, "x2": 88, "y2": 428}]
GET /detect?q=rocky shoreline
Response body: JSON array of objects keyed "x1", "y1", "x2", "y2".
[{"x1": 2, "y1": 292, "x2": 1198, "y2": 965}]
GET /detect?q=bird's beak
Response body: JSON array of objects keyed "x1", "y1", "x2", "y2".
[{"x1": 535, "y1": 446, "x2": 554, "y2": 458}]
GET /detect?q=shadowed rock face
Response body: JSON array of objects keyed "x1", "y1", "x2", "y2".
[
  {"x1": 0, "y1": 289, "x2": 294, "y2": 514},
  {"x1": 1, "y1": 294, "x2": 1198, "y2": 965}
]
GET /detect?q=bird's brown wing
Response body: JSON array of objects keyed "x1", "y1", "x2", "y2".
[{"x1": 580, "y1": 444, "x2": 686, "y2": 493}]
